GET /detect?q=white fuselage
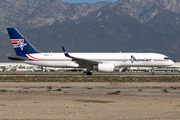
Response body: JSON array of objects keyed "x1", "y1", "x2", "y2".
[{"x1": 22, "y1": 52, "x2": 174, "y2": 68}]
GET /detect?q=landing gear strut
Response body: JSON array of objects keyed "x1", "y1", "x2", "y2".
[
  {"x1": 83, "y1": 66, "x2": 93, "y2": 75},
  {"x1": 151, "y1": 72, "x2": 155, "y2": 75},
  {"x1": 151, "y1": 67, "x2": 155, "y2": 75}
]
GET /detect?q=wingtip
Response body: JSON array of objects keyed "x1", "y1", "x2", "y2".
[
  {"x1": 62, "y1": 46, "x2": 66, "y2": 52},
  {"x1": 62, "y1": 46, "x2": 70, "y2": 57}
]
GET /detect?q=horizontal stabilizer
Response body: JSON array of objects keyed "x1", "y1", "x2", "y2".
[{"x1": 6, "y1": 54, "x2": 29, "y2": 61}]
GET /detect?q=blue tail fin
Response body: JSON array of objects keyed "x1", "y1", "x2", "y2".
[{"x1": 7, "y1": 28, "x2": 39, "y2": 57}]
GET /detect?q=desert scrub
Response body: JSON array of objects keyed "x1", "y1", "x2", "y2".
[
  {"x1": 53, "y1": 88, "x2": 62, "y2": 91},
  {"x1": 107, "y1": 91, "x2": 121, "y2": 95},
  {"x1": 0, "y1": 89, "x2": 8, "y2": 92},
  {"x1": 47, "y1": 85, "x2": 52, "y2": 91}
]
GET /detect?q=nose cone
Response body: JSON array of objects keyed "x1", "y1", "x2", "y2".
[{"x1": 169, "y1": 60, "x2": 174, "y2": 66}]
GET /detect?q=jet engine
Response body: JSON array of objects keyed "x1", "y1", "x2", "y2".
[{"x1": 94, "y1": 63, "x2": 115, "y2": 72}]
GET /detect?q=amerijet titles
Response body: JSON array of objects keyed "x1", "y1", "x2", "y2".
[{"x1": 129, "y1": 55, "x2": 152, "y2": 63}]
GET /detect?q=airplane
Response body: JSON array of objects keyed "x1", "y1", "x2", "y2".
[{"x1": 6, "y1": 28, "x2": 174, "y2": 75}]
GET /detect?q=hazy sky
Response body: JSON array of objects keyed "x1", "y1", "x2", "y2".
[{"x1": 62, "y1": 0, "x2": 118, "y2": 3}]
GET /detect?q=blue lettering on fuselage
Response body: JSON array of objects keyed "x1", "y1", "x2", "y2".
[{"x1": 129, "y1": 55, "x2": 152, "y2": 63}]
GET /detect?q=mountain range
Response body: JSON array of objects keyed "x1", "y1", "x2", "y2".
[{"x1": 1, "y1": 0, "x2": 180, "y2": 62}]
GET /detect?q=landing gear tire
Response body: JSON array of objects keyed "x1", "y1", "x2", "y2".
[
  {"x1": 84, "y1": 71, "x2": 92, "y2": 75},
  {"x1": 86, "y1": 72, "x2": 92, "y2": 75},
  {"x1": 151, "y1": 72, "x2": 155, "y2": 75}
]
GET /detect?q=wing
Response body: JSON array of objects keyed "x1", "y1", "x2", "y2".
[{"x1": 62, "y1": 46, "x2": 100, "y2": 66}]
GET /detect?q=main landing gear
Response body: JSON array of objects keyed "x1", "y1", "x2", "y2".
[
  {"x1": 83, "y1": 71, "x2": 92, "y2": 75},
  {"x1": 83, "y1": 66, "x2": 93, "y2": 75}
]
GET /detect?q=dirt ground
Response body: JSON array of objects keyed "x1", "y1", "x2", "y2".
[{"x1": 0, "y1": 82, "x2": 180, "y2": 120}]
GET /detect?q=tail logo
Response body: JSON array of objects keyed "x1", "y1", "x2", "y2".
[
  {"x1": 129, "y1": 55, "x2": 152, "y2": 63},
  {"x1": 11, "y1": 39, "x2": 27, "y2": 51}
]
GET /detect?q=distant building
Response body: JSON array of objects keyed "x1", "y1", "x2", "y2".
[{"x1": 0, "y1": 62, "x2": 41, "y2": 72}]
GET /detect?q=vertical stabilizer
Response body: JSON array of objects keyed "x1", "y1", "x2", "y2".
[{"x1": 7, "y1": 28, "x2": 39, "y2": 57}]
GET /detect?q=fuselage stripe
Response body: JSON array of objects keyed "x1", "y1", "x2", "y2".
[
  {"x1": 26, "y1": 54, "x2": 169, "y2": 62},
  {"x1": 27, "y1": 54, "x2": 70, "y2": 61},
  {"x1": 27, "y1": 54, "x2": 130, "y2": 61}
]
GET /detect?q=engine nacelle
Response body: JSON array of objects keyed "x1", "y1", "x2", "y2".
[{"x1": 94, "y1": 63, "x2": 115, "y2": 72}]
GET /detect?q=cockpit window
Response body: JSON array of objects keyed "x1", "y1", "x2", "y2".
[{"x1": 164, "y1": 57, "x2": 169, "y2": 60}]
